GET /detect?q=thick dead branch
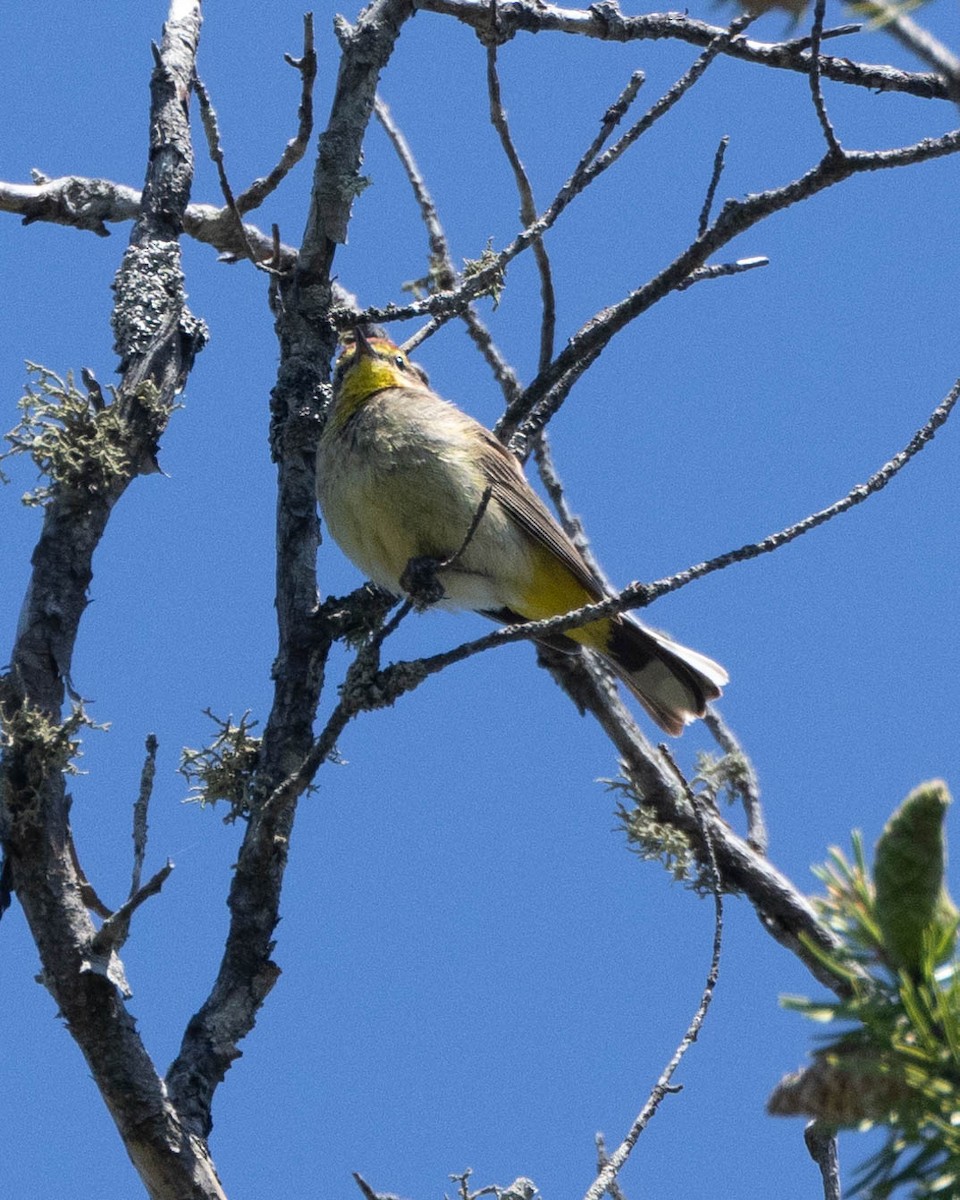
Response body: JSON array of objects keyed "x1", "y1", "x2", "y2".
[
  {"x1": 858, "y1": 0, "x2": 960, "y2": 87},
  {"x1": 0, "y1": 5, "x2": 224, "y2": 1199},
  {"x1": 415, "y1": 0, "x2": 951, "y2": 100},
  {"x1": 299, "y1": 0, "x2": 416, "y2": 281},
  {"x1": 0, "y1": 175, "x2": 298, "y2": 267}
]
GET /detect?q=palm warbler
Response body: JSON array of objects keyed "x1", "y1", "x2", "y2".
[{"x1": 316, "y1": 328, "x2": 727, "y2": 734}]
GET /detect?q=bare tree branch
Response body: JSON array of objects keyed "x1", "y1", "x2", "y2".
[
  {"x1": 532, "y1": 429, "x2": 612, "y2": 587},
  {"x1": 702, "y1": 711, "x2": 768, "y2": 854},
  {"x1": 510, "y1": 128, "x2": 960, "y2": 443},
  {"x1": 375, "y1": 96, "x2": 456, "y2": 290},
  {"x1": 91, "y1": 861, "x2": 175, "y2": 957},
  {"x1": 697, "y1": 134, "x2": 728, "y2": 237},
  {"x1": 359, "y1": 14, "x2": 757, "y2": 349},
  {"x1": 808, "y1": 0, "x2": 844, "y2": 157},
  {"x1": 192, "y1": 43, "x2": 315, "y2": 277},
  {"x1": 0, "y1": 4, "x2": 224, "y2": 1197},
  {"x1": 535, "y1": 649, "x2": 848, "y2": 991},
  {"x1": 299, "y1": 0, "x2": 416, "y2": 281},
  {"x1": 414, "y1": 0, "x2": 949, "y2": 101},
  {"x1": 0, "y1": 174, "x2": 299, "y2": 265},
  {"x1": 673, "y1": 255, "x2": 768, "y2": 291},
  {"x1": 194, "y1": 74, "x2": 288, "y2": 274},
  {"x1": 594, "y1": 1134, "x2": 631, "y2": 1200},
  {"x1": 131, "y1": 733, "x2": 158, "y2": 899},
  {"x1": 235, "y1": 13, "x2": 317, "y2": 214},
  {"x1": 352, "y1": 114, "x2": 960, "y2": 451},
  {"x1": 486, "y1": 38, "x2": 556, "y2": 370}
]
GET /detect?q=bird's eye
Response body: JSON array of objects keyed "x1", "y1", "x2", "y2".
[{"x1": 394, "y1": 354, "x2": 407, "y2": 370}]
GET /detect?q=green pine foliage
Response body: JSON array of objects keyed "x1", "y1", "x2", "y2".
[{"x1": 769, "y1": 783, "x2": 960, "y2": 1198}]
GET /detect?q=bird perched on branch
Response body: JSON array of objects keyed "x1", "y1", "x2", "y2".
[{"x1": 316, "y1": 327, "x2": 727, "y2": 735}]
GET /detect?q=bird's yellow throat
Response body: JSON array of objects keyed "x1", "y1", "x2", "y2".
[{"x1": 330, "y1": 339, "x2": 418, "y2": 429}]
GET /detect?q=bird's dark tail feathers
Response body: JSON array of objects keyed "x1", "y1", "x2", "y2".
[{"x1": 602, "y1": 615, "x2": 728, "y2": 736}]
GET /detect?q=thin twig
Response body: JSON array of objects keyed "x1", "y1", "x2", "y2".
[
  {"x1": 400, "y1": 314, "x2": 444, "y2": 354},
  {"x1": 193, "y1": 74, "x2": 286, "y2": 274},
  {"x1": 444, "y1": 485, "x2": 495, "y2": 569},
  {"x1": 374, "y1": 96, "x2": 455, "y2": 290},
  {"x1": 400, "y1": 485, "x2": 495, "y2": 605},
  {"x1": 702, "y1": 710, "x2": 767, "y2": 853},
  {"x1": 131, "y1": 733, "x2": 158, "y2": 897},
  {"x1": 583, "y1": 15, "x2": 753, "y2": 197},
  {"x1": 486, "y1": 35, "x2": 556, "y2": 370},
  {"x1": 461, "y1": 309, "x2": 524, "y2": 404},
  {"x1": 91, "y1": 861, "x2": 175, "y2": 956},
  {"x1": 263, "y1": 690, "x2": 357, "y2": 818},
  {"x1": 698, "y1": 135, "x2": 729, "y2": 237},
  {"x1": 594, "y1": 1134, "x2": 630, "y2": 1200},
  {"x1": 631, "y1": 374, "x2": 960, "y2": 605},
  {"x1": 577, "y1": 70, "x2": 647, "y2": 178},
  {"x1": 234, "y1": 13, "x2": 317, "y2": 213},
  {"x1": 808, "y1": 0, "x2": 844, "y2": 157},
  {"x1": 581, "y1": 748, "x2": 723, "y2": 1200},
  {"x1": 674, "y1": 256, "x2": 768, "y2": 291}
]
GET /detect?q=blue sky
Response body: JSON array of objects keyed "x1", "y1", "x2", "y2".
[{"x1": 2, "y1": 2, "x2": 960, "y2": 1197}]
